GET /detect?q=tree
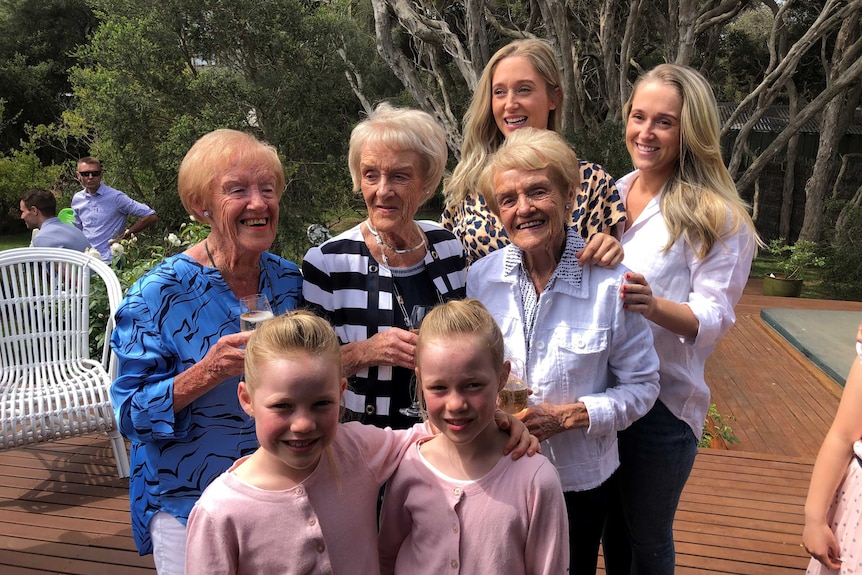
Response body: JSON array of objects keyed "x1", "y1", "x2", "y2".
[
  {"x1": 69, "y1": 0, "x2": 390, "y2": 259},
  {"x1": 0, "y1": 0, "x2": 96, "y2": 155}
]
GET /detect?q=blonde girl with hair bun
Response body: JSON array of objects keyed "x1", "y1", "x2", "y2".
[{"x1": 185, "y1": 310, "x2": 539, "y2": 575}]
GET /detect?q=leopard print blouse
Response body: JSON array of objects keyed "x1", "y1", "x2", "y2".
[{"x1": 441, "y1": 160, "x2": 626, "y2": 264}]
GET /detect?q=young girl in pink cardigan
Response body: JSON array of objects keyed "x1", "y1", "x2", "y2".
[
  {"x1": 378, "y1": 299, "x2": 569, "y2": 574},
  {"x1": 184, "y1": 310, "x2": 535, "y2": 575}
]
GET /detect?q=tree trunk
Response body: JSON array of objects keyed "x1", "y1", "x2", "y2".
[{"x1": 780, "y1": 84, "x2": 799, "y2": 241}]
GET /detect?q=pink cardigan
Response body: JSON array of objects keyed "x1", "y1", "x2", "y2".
[
  {"x1": 378, "y1": 438, "x2": 570, "y2": 574},
  {"x1": 186, "y1": 422, "x2": 424, "y2": 575}
]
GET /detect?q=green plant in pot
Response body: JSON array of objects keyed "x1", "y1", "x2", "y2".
[{"x1": 762, "y1": 239, "x2": 825, "y2": 297}]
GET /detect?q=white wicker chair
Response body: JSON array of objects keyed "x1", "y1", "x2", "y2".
[{"x1": 0, "y1": 247, "x2": 130, "y2": 478}]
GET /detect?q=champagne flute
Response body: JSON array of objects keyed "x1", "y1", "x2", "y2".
[
  {"x1": 239, "y1": 293, "x2": 274, "y2": 331},
  {"x1": 399, "y1": 304, "x2": 434, "y2": 418}
]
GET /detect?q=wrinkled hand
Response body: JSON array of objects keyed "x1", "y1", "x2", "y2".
[
  {"x1": 517, "y1": 403, "x2": 566, "y2": 443},
  {"x1": 367, "y1": 328, "x2": 419, "y2": 370},
  {"x1": 577, "y1": 233, "x2": 623, "y2": 268},
  {"x1": 494, "y1": 410, "x2": 540, "y2": 458},
  {"x1": 803, "y1": 521, "x2": 842, "y2": 570},
  {"x1": 621, "y1": 272, "x2": 656, "y2": 317},
  {"x1": 202, "y1": 331, "x2": 252, "y2": 382}
]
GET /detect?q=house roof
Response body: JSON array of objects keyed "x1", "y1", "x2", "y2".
[{"x1": 718, "y1": 104, "x2": 862, "y2": 135}]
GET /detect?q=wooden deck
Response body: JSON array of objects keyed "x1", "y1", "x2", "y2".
[{"x1": 2, "y1": 280, "x2": 862, "y2": 574}]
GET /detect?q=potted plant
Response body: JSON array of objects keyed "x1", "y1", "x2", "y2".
[{"x1": 762, "y1": 238, "x2": 825, "y2": 297}]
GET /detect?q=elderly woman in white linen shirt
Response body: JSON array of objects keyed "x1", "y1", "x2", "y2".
[{"x1": 465, "y1": 127, "x2": 660, "y2": 575}]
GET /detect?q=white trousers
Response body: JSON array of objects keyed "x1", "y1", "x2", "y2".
[{"x1": 150, "y1": 511, "x2": 187, "y2": 575}]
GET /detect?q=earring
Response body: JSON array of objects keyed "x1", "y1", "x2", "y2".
[
  {"x1": 203, "y1": 211, "x2": 210, "y2": 218},
  {"x1": 565, "y1": 204, "x2": 572, "y2": 210}
]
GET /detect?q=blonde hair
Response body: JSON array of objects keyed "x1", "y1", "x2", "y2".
[
  {"x1": 416, "y1": 299, "x2": 504, "y2": 371},
  {"x1": 624, "y1": 64, "x2": 761, "y2": 257},
  {"x1": 443, "y1": 39, "x2": 562, "y2": 207},
  {"x1": 477, "y1": 128, "x2": 579, "y2": 217},
  {"x1": 178, "y1": 129, "x2": 285, "y2": 217},
  {"x1": 347, "y1": 102, "x2": 448, "y2": 200},
  {"x1": 244, "y1": 310, "x2": 342, "y2": 394}
]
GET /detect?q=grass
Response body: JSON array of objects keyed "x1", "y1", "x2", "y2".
[{"x1": 0, "y1": 232, "x2": 32, "y2": 251}]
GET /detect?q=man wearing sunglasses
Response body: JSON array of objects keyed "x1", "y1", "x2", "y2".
[{"x1": 72, "y1": 157, "x2": 159, "y2": 262}]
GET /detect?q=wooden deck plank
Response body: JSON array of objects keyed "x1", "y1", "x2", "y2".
[{"x1": 0, "y1": 280, "x2": 856, "y2": 574}]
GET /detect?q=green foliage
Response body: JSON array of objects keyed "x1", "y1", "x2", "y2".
[
  {"x1": 766, "y1": 238, "x2": 826, "y2": 281},
  {"x1": 822, "y1": 204, "x2": 862, "y2": 301},
  {"x1": 699, "y1": 403, "x2": 740, "y2": 449},
  {"x1": 68, "y1": 0, "x2": 388, "y2": 261},
  {"x1": 0, "y1": 0, "x2": 96, "y2": 155},
  {"x1": 566, "y1": 119, "x2": 630, "y2": 181},
  {"x1": 89, "y1": 218, "x2": 210, "y2": 355},
  {"x1": 0, "y1": 145, "x2": 65, "y2": 233}
]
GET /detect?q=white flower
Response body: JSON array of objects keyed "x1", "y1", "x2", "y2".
[
  {"x1": 189, "y1": 215, "x2": 197, "y2": 222},
  {"x1": 84, "y1": 247, "x2": 101, "y2": 259},
  {"x1": 110, "y1": 243, "x2": 125, "y2": 257},
  {"x1": 166, "y1": 233, "x2": 181, "y2": 247}
]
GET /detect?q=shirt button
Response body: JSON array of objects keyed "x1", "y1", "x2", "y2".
[
  {"x1": 450, "y1": 559, "x2": 459, "y2": 569},
  {"x1": 537, "y1": 341, "x2": 545, "y2": 350},
  {"x1": 452, "y1": 524, "x2": 459, "y2": 533},
  {"x1": 577, "y1": 340, "x2": 586, "y2": 349},
  {"x1": 317, "y1": 543, "x2": 326, "y2": 553},
  {"x1": 453, "y1": 487, "x2": 462, "y2": 496},
  {"x1": 296, "y1": 488, "x2": 304, "y2": 496},
  {"x1": 308, "y1": 518, "x2": 316, "y2": 526}
]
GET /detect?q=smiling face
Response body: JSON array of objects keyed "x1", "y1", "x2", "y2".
[
  {"x1": 625, "y1": 80, "x2": 683, "y2": 183},
  {"x1": 19, "y1": 201, "x2": 40, "y2": 229},
  {"x1": 359, "y1": 144, "x2": 427, "y2": 235},
  {"x1": 238, "y1": 353, "x2": 343, "y2": 485},
  {"x1": 418, "y1": 334, "x2": 507, "y2": 448},
  {"x1": 205, "y1": 159, "x2": 280, "y2": 258},
  {"x1": 491, "y1": 56, "x2": 558, "y2": 138},
  {"x1": 492, "y1": 167, "x2": 572, "y2": 257}
]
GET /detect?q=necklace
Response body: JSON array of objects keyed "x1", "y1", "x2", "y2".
[
  {"x1": 367, "y1": 224, "x2": 442, "y2": 329},
  {"x1": 204, "y1": 241, "x2": 217, "y2": 268},
  {"x1": 365, "y1": 220, "x2": 426, "y2": 254}
]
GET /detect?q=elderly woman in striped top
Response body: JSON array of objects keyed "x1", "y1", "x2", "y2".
[{"x1": 302, "y1": 103, "x2": 466, "y2": 429}]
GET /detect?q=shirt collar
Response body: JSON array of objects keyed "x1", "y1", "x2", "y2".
[{"x1": 502, "y1": 227, "x2": 584, "y2": 289}]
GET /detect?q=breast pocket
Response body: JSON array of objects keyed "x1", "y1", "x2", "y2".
[{"x1": 554, "y1": 328, "x2": 610, "y2": 398}]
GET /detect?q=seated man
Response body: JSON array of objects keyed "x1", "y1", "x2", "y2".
[{"x1": 20, "y1": 188, "x2": 92, "y2": 252}]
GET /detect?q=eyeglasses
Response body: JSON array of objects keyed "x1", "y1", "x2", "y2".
[{"x1": 78, "y1": 170, "x2": 102, "y2": 177}]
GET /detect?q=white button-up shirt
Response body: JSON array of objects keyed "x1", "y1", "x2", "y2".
[
  {"x1": 467, "y1": 228, "x2": 660, "y2": 492},
  {"x1": 618, "y1": 170, "x2": 757, "y2": 439}
]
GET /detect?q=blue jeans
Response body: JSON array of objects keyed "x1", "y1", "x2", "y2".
[{"x1": 603, "y1": 400, "x2": 698, "y2": 575}]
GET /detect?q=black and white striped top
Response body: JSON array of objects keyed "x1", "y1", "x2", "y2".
[{"x1": 302, "y1": 220, "x2": 467, "y2": 428}]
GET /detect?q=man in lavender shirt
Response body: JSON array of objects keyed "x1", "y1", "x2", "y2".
[{"x1": 71, "y1": 157, "x2": 158, "y2": 262}]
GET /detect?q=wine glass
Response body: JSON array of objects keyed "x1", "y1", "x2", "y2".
[
  {"x1": 499, "y1": 358, "x2": 529, "y2": 414},
  {"x1": 239, "y1": 293, "x2": 274, "y2": 331},
  {"x1": 399, "y1": 304, "x2": 434, "y2": 418}
]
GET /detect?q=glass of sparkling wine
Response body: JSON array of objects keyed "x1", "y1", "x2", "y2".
[
  {"x1": 499, "y1": 359, "x2": 529, "y2": 414},
  {"x1": 239, "y1": 294, "x2": 274, "y2": 331},
  {"x1": 400, "y1": 304, "x2": 434, "y2": 418}
]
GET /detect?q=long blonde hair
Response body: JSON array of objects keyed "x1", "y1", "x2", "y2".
[
  {"x1": 624, "y1": 64, "x2": 761, "y2": 257},
  {"x1": 443, "y1": 39, "x2": 562, "y2": 208}
]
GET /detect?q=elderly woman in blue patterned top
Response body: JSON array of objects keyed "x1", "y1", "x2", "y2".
[
  {"x1": 110, "y1": 129, "x2": 302, "y2": 575},
  {"x1": 303, "y1": 103, "x2": 466, "y2": 429}
]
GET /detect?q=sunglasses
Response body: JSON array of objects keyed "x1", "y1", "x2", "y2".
[{"x1": 79, "y1": 170, "x2": 102, "y2": 177}]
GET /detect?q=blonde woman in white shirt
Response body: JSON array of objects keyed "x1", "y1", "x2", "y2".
[{"x1": 603, "y1": 64, "x2": 761, "y2": 575}]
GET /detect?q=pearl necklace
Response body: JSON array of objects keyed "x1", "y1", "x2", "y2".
[{"x1": 365, "y1": 220, "x2": 426, "y2": 254}]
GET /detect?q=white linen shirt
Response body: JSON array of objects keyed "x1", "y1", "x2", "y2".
[
  {"x1": 617, "y1": 170, "x2": 756, "y2": 439},
  {"x1": 467, "y1": 228, "x2": 660, "y2": 492}
]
